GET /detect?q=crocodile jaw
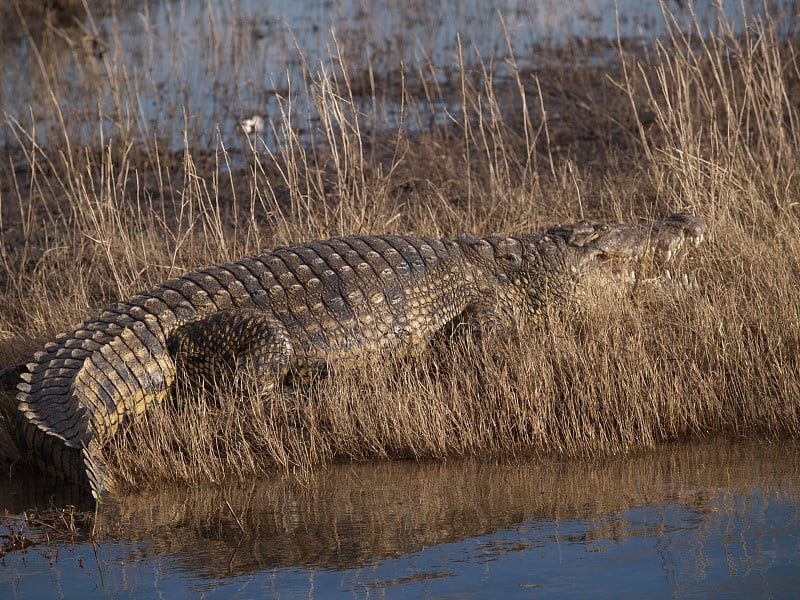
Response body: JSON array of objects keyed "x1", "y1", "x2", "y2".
[{"x1": 550, "y1": 213, "x2": 706, "y2": 284}]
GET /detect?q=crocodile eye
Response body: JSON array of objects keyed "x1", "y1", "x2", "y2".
[{"x1": 599, "y1": 224, "x2": 610, "y2": 232}]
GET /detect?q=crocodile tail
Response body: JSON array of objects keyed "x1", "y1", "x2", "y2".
[{"x1": 16, "y1": 309, "x2": 176, "y2": 499}]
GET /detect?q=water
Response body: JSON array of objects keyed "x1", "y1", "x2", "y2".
[
  {"x1": 3, "y1": 440, "x2": 799, "y2": 598},
  {"x1": 1, "y1": 0, "x2": 795, "y2": 151}
]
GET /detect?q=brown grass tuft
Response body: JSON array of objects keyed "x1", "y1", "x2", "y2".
[{"x1": 1, "y1": 4, "x2": 799, "y2": 488}]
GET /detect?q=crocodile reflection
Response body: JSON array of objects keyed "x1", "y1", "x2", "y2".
[{"x1": 39, "y1": 440, "x2": 791, "y2": 579}]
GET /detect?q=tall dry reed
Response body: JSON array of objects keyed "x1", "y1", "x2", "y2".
[{"x1": 1, "y1": 3, "x2": 798, "y2": 488}]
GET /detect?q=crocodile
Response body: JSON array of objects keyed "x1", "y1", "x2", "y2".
[{"x1": 13, "y1": 213, "x2": 705, "y2": 499}]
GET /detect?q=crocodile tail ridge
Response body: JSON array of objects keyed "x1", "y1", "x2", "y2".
[{"x1": 16, "y1": 311, "x2": 176, "y2": 499}]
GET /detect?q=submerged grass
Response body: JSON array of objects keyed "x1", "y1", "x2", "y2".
[{"x1": 1, "y1": 3, "x2": 799, "y2": 489}]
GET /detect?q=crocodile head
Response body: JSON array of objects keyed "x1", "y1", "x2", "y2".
[
  {"x1": 457, "y1": 213, "x2": 705, "y2": 320},
  {"x1": 546, "y1": 213, "x2": 706, "y2": 287}
]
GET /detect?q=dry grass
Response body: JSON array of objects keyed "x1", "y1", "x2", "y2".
[{"x1": 1, "y1": 4, "x2": 799, "y2": 489}]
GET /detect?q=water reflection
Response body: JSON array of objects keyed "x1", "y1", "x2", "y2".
[{"x1": 2, "y1": 439, "x2": 798, "y2": 598}]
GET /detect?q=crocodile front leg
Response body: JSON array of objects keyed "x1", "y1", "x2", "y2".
[{"x1": 166, "y1": 309, "x2": 295, "y2": 391}]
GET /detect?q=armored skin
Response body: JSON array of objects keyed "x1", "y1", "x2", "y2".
[{"x1": 14, "y1": 213, "x2": 705, "y2": 499}]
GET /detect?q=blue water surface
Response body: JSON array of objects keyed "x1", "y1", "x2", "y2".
[{"x1": 3, "y1": 444, "x2": 799, "y2": 599}]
